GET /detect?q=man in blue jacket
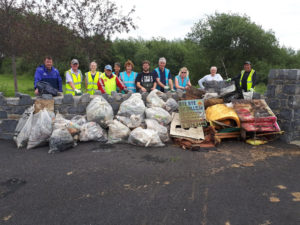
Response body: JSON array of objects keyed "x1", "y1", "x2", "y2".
[{"x1": 34, "y1": 56, "x2": 63, "y2": 95}]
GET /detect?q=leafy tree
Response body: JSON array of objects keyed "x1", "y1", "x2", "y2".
[
  {"x1": 187, "y1": 13, "x2": 280, "y2": 82},
  {"x1": 45, "y1": 0, "x2": 137, "y2": 66},
  {"x1": 0, "y1": 0, "x2": 36, "y2": 94}
]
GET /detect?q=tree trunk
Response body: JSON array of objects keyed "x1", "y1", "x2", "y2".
[{"x1": 12, "y1": 55, "x2": 19, "y2": 95}]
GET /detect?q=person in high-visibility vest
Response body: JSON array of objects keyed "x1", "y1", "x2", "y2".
[
  {"x1": 153, "y1": 57, "x2": 175, "y2": 92},
  {"x1": 85, "y1": 61, "x2": 100, "y2": 95},
  {"x1": 175, "y1": 67, "x2": 192, "y2": 90},
  {"x1": 97, "y1": 65, "x2": 128, "y2": 95},
  {"x1": 119, "y1": 60, "x2": 138, "y2": 93},
  {"x1": 227, "y1": 61, "x2": 256, "y2": 92},
  {"x1": 65, "y1": 59, "x2": 83, "y2": 96}
]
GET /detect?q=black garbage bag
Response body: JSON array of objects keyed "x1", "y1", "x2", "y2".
[
  {"x1": 36, "y1": 81, "x2": 58, "y2": 96},
  {"x1": 221, "y1": 81, "x2": 244, "y2": 103}
]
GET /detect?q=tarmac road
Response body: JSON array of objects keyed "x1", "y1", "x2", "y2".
[{"x1": 0, "y1": 140, "x2": 300, "y2": 225}]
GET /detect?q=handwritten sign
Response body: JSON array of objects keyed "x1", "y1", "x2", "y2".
[{"x1": 178, "y1": 99, "x2": 206, "y2": 128}]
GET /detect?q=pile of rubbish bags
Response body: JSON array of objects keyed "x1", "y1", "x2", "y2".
[{"x1": 14, "y1": 90, "x2": 179, "y2": 153}]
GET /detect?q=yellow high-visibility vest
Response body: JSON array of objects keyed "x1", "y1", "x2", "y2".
[
  {"x1": 240, "y1": 69, "x2": 255, "y2": 91},
  {"x1": 86, "y1": 71, "x2": 100, "y2": 95},
  {"x1": 100, "y1": 73, "x2": 117, "y2": 95},
  {"x1": 65, "y1": 70, "x2": 82, "y2": 95}
]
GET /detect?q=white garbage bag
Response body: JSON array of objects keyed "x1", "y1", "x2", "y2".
[
  {"x1": 116, "y1": 114, "x2": 143, "y2": 129},
  {"x1": 165, "y1": 98, "x2": 178, "y2": 113},
  {"x1": 117, "y1": 93, "x2": 145, "y2": 117},
  {"x1": 86, "y1": 96, "x2": 113, "y2": 128},
  {"x1": 145, "y1": 107, "x2": 172, "y2": 125},
  {"x1": 145, "y1": 119, "x2": 169, "y2": 142},
  {"x1": 53, "y1": 113, "x2": 81, "y2": 135},
  {"x1": 128, "y1": 127, "x2": 164, "y2": 147},
  {"x1": 14, "y1": 106, "x2": 34, "y2": 148},
  {"x1": 79, "y1": 122, "x2": 107, "y2": 142},
  {"x1": 146, "y1": 89, "x2": 166, "y2": 108},
  {"x1": 107, "y1": 120, "x2": 131, "y2": 144},
  {"x1": 27, "y1": 109, "x2": 54, "y2": 149},
  {"x1": 71, "y1": 115, "x2": 87, "y2": 126}
]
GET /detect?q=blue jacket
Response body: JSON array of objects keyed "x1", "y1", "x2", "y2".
[{"x1": 34, "y1": 65, "x2": 62, "y2": 92}]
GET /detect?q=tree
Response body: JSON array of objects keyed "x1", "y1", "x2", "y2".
[
  {"x1": 45, "y1": 0, "x2": 136, "y2": 66},
  {"x1": 0, "y1": 0, "x2": 36, "y2": 94},
  {"x1": 187, "y1": 13, "x2": 280, "y2": 81}
]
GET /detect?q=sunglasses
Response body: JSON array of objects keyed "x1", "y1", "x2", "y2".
[{"x1": 181, "y1": 71, "x2": 187, "y2": 73}]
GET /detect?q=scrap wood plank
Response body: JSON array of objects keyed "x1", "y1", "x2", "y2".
[{"x1": 170, "y1": 113, "x2": 204, "y2": 140}]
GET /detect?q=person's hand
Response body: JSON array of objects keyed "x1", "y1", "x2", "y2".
[
  {"x1": 57, "y1": 92, "x2": 63, "y2": 96},
  {"x1": 226, "y1": 78, "x2": 232, "y2": 82},
  {"x1": 185, "y1": 86, "x2": 190, "y2": 90},
  {"x1": 151, "y1": 87, "x2": 155, "y2": 91},
  {"x1": 123, "y1": 88, "x2": 129, "y2": 94},
  {"x1": 34, "y1": 89, "x2": 39, "y2": 95},
  {"x1": 170, "y1": 89, "x2": 175, "y2": 93},
  {"x1": 249, "y1": 88, "x2": 254, "y2": 92},
  {"x1": 74, "y1": 89, "x2": 82, "y2": 95},
  {"x1": 141, "y1": 87, "x2": 147, "y2": 92},
  {"x1": 164, "y1": 85, "x2": 170, "y2": 91}
]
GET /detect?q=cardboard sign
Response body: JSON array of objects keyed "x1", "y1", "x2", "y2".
[{"x1": 178, "y1": 99, "x2": 206, "y2": 128}]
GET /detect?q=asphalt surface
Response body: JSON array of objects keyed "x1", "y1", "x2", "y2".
[{"x1": 0, "y1": 140, "x2": 300, "y2": 225}]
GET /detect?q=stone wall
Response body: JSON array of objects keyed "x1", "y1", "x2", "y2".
[
  {"x1": 0, "y1": 90, "x2": 183, "y2": 140},
  {"x1": 266, "y1": 69, "x2": 300, "y2": 143}
]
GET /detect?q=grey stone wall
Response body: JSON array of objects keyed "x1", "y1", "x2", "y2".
[
  {"x1": 0, "y1": 91, "x2": 185, "y2": 140},
  {"x1": 266, "y1": 69, "x2": 300, "y2": 143}
]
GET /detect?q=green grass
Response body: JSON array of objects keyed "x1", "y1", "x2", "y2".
[
  {"x1": 0, "y1": 74, "x2": 35, "y2": 97},
  {"x1": 255, "y1": 83, "x2": 267, "y2": 95},
  {"x1": 0, "y1": 74, "x2": 87, "y2": 97}
]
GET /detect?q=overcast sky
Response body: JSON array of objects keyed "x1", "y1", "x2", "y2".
[{"x1": 114, "y1": 0, "x2": 300, "y2": 51}]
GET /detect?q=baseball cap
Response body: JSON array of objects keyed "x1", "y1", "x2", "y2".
[
  {"x1": 244, "y1": 61, "x2": 251, "y2": 65},
  {"x1": 71, "y1": 59, "x2": 79, "y2": 65},
  {"x1": 105, "y1": 65, "x2": 112, "y2": 71}
]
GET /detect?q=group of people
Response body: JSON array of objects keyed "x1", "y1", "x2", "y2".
[{"x1": 34, "y1": 56, "x2": 256, "y2": 96}]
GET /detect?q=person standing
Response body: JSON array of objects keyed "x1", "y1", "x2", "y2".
[
  {"x1": 34, "y1": 56, "x2": 62, "y2": 95},
  {"x1": 227, "y1": 61, "x2": 256, "y2": 92},
  {"x1": 136, "y1": 60, "x2": 158, "y2": 92},
  {"x1": 198, "y1": 66, "x2": 223, "y2": 89},
  {"x1": 153, "y1": 57, "x2": 174, "y2": 92},
  {"x1": 175, "y1": 67, "x2": 192, "y2": 90},
  {"x1": 85, "y1": 61, "x2": 100, "y2": 95},
  {"x1": 113, "y1": 62, "x2": 121, "y2": 77},
  {"x1": 65, "y1": 59, "x2": 83, "y2": 96},
  {"x1": 120, "y1": 60, "x2": 138, "y2": 93},
  {"x1": 97, "y1": 65, "x2": 127, "y2": 95}
]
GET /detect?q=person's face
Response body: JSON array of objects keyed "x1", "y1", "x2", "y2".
[
  {"x1": 44, "y1": 59, "x2": 53, "y2": 70},
  {"x1": 180, "y1": 70, "x2": 187, "y2": 77},
  {"x1": 244, "y1": 64, "x2": 251, "y2": 72},
  {"x1": 159, "y1": 61, "x2": 166, "y2": 69},
  {"x1": 114, "y1": 65, "x2": 120, "y2": 73},
  {"x1": 210, "y1": 68, "x2": 217, "y2": 76},
  {"x1": 126, "y1": 65, "x2": 132, "y2": 71},
  {"x1": 71, "y1": 63, "x2": 79, "y2": 71},
  {"x1": 90, "y1": 63, "x2": 97, "y2": 71},
  {"x1": 105, "y1": 69, "x2": 112, "y2": 76},
  {"x1": 143, "y1": 63, "x2": 150, "y2": 72}
]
